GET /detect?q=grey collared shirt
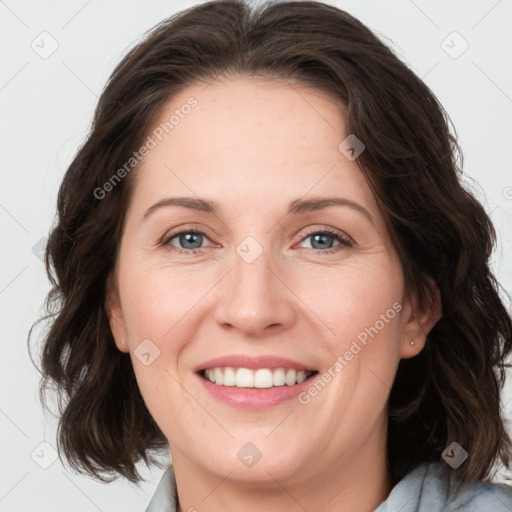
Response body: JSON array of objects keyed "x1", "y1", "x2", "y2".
[{"x1": 145, "y1": 460, "x2": 512, "y2": 511}]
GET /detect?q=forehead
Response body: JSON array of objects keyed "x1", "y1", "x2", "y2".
[{"x1": 128, "y1": 76, "x2": 377, "y2": 221}]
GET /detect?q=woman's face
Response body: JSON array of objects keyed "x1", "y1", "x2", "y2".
[{"x1": 107, "y1": 76, "x2": 433, "y2": 485}]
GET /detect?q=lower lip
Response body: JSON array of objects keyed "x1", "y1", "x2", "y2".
[{"x1": 195, "y1": 372, "x2": 318, "y2": 409}]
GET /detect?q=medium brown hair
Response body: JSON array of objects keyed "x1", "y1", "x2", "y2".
[{"x1": 29, "y1": 0, "x2": 512, "y2": 485}]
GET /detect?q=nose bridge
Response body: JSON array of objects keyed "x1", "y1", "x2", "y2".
[{"x1": 215, "y1": 235, "x2": 294, "y2": 335}]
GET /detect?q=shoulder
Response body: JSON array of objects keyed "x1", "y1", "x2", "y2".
[
  {"x1": 375, "y1": 460, "x2": 512, "y2": 512},
  {"x1": 442, "y1": 465, "x2": 512, "y2": 512},
  {"x1": 145, "y1": 464, "x2": 178, "y2": 512}
]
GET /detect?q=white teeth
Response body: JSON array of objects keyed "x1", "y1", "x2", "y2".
[
  {"x1": 202, "y1": 367, "x2": 314, "y2": 388},
  {"x1": 223, "y1": 367, "x2": 236, "y2": 386},
  {"x1": 273, "y1": 368, "x2": 286, "y2": 386},
  {"x1": 285, "y1": 369, "x2": 297, "y2": 386},
  {"x1": 254, "y1": 369, "x2": 273, "y2": 388},
  {"x1": 214, "y1": 367, "x2": 223, "y2": 385},
  {"x1": 236, "y1": 368, "x2": 254, "y2": 388},
  {"x1": 296, "y1": 370, "x2": 308, "y2": 384}
]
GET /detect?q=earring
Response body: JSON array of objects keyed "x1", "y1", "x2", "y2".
[{"x1": 410, "y1": 340, "x2": 415, "y2": 346}]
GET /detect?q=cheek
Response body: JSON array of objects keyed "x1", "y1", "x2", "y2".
[
  {"x1": 121, "y1": 269, "x2": 193, "y2": 427},
  {"x1": 297, "y1": 258, "x2": 403, "y2": 341},
  {"x1": 118, "y1": 266, "x2": 196, "y2": 403},
  {"x1": 121, "y1": 263, "x2": 205, "y2": 342},
  {"x1": 119, "y1": 263, "x2": 219, "y2": 406},
  {"x1": 300, "y1": 256, "x2": 404, "y2": 396},
  {"x1": 121, "y1": 249, "x2": 404, "y2": 359}
]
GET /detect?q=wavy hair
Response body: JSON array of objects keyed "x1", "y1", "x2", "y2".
[{"x1": 29, "y1": 0, "x2": 512, "y2": 485}]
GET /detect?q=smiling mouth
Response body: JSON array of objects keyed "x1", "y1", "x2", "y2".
[{"x1": 198, "y1": 367, "x2": 319, "y2": 388}]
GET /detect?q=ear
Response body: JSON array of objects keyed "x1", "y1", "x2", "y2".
[
  {"x1": 400, "y1": 277, "x2": 441, "y2": 359},
  {"x1": 105, "y1": 271, "x2": 130, "y2": 353}
]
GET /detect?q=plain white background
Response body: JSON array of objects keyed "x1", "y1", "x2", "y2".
[{"x1": 1, "y1": 0, "x2": 511, "y2": 510}]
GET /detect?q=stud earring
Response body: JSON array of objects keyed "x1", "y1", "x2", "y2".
[{"x1": 410, "y1": 340, "x2": 415, "y2": 346}]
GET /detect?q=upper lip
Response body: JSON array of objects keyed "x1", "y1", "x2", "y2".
[{"x1": 194, "y1": 355, "x2": 317, "y2": 372}]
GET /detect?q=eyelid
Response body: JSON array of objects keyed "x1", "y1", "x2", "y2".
[
  {"x1": 161, "y1": 224, "x2": 352, "y2": 244},
  {"x1": 295, "y1": 225, "x2": 354, "y2": 246},
  {"x1": 160, "y1": 223, "x2": 354, "y2": 254},
  {"x1": 159, "y1": 223, "x2": 216, "y2": 246}
]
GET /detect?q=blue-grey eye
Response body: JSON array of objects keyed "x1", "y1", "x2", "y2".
[
  {"x1": 176, "y1": 232, "x2": 203, "y2": 249},
  {"x1": 164, "y1": 230, "x2": 208, "y2": 250},
  {"x1": 309, "y1": 233, "x2": 336, "y2": 250}
]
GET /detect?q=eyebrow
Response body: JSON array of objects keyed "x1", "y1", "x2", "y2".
[{"x1": 142, "y1": 196, "x2": 374, "y2": 224}]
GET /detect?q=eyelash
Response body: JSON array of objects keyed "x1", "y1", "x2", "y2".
[{"x1": 160, "y1": 226, "x2": 353, "y2": 256}]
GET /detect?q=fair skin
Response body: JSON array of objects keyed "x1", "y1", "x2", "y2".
[{"x1": 107, "y1": 76, "x2": 440, "y2": 512}]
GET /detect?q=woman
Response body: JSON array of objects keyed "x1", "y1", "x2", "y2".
[{"x1": 33, "y1": 0, "x2": 512, "y2": 510}]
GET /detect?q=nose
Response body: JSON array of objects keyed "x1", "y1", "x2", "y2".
[{"x1": 213, "y1": 243, "x2": 296, "y2": 338}]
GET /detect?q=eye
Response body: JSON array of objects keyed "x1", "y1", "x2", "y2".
[
  {"x1": 160, "y1": 226, "x2": 353, "y2": 256},
  {"x1": 161, "y1": 228, "x2": 213, "y2": 255},
  {"x1": 296, "y1": 227, "x2": 353, "y2": 254}
]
